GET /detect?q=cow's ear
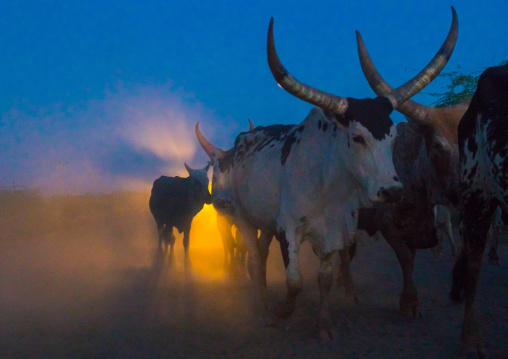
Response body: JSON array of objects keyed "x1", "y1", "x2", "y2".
[
  {"x1": 210, "y1": 148, "x2": 227, "y2": 163},
  {"x1": 407, "y1": 119, "x2": 428, "y2": 134},
  {"x1": 335, "y1": 121, "x2": 347, "y2": 132},
  {"x1": 184, "y1": 162, "x2": 192, "y2": 175}
]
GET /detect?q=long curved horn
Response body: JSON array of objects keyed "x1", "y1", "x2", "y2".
[
  {"x1": 248, "y1": 118, "x2": 254, "y2": 131},
  {"x1": 356, "y1": 6, "x2": 458, "y2": 123},
  {"x1": 195, "y1": 122, "x2": 216, "y2": 159},
  {"x1": 267, "y1": 18, "x2": 349, "y2": 115}
]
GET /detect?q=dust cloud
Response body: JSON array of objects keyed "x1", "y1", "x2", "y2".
[
  {"x1": 1, "y1": 189, "x2": 507, "y2": 358},
  {"x1": 0, "y1": 189, "x2": 294, "y2": 357}
]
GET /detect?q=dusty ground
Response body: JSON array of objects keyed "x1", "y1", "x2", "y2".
[{"x1": 1, "y1": 192, "x2": 507, "y2": 358}]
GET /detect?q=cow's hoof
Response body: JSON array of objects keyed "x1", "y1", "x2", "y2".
[
  {"x1": 319, "y1": 326, "x2": 339, "y2": 343},
  {"x1": 488, "y1": 258, "x2": 501, "y2": 266},
  {"x1": 431, "y1": 244, "x2": 443, "y2": 258},
  {"x1": 261, "y1": 312, "x2": 280, "y2": 328},
  {"x1": 399, "y1": 298, "x2": 421, "y2": 319},
  {"x1": 344, "y1": 287, "x2": 360, "y2": 304},
  {"x1": 459, "y1": 327, "x2": 486, "y2": 359},
  {"x1": 458, "y1": 342, "x2": 486, "y2": 359},
  {"x1": 272, "y1": 302, "x2": 294, "y2": 319},
  {"x1": 336, "y1": 280, "x2": 359, "y2": 303}
]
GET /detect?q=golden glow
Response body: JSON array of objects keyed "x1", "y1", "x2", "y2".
[
  {"x1": 186, "y1": 203, "x2": 226, "y2": 281},
  {"x1": 164, "y1": 183, "x2": 228, "y2": 280}
]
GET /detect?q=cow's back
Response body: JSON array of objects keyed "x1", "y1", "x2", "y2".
[
  {"x1": 231, "y1": 124, "x2": 293, "y2": 229},
  {"x1": 230, "y1": 108, "x2": 342, "y2": 231},
  {"x1": 149, "y1": 176, "x2": 207, "y2": 232}
]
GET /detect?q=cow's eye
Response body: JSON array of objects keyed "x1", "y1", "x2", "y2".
[
  {"x1": 431, "y1": 141, "x2": 446, "y2": 153},
  {"x1": 352, "y1": 135, "x2": 365, "y2": 145}
]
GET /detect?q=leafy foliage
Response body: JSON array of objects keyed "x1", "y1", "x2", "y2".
[{"x1": 428, "y1": 59, "x2": 508, "y2": 107}]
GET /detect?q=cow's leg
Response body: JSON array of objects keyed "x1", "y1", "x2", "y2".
[
  {"x1": 336, "y1": 243, "x2": 358, "y2": 302},
  {"x1": 236, "y1": 230, "x2": 248, "y2": 273},
  {"x1": 152, "y1": 223, "x2": 166, "y2": 269},
  {"x1": 216, "y1": 215, "x2": 235, "y2": 275},
  {"x1": 444, "y1": 213, "x2": 459, "y2": 258},
  {"x1": 157, "y1": 224, "x2": 165, "y2": 255},
  {"x1": 431, "y1": 206, "x2": 446, "y2": 258},
  {"x1": 382, "y1": 225, "x2": 420, "y2": 318},
  {"x1": 273, "y1": 226, "x2": 302, "y2": 319},
  {"x1": 182, "y1": 224, "x2": 192, "y2": 269},
  {"x1": 166, "y1": 228, "x2": 176, "y2": 267},
  {"x1": 451, "y1": 200, "x2": 494, "y2": 359},
  {"x1": 318, "y1": 250, "x2": 339, "y2": 341},
  {"x1": 487, "y1": 240, "x2": 500, "y2": 265},
  {"x1": 257, "y1": 231, "x2": 274, "y2": 293},
  {"x1": 237, "y1": 221, "x2": 270, "y2": 316},
  {"x1": 487, "y1": 211, "x2": 501, "y2": 265}
]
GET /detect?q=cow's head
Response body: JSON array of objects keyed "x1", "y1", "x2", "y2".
[
  {"x1": 184, "y1": 162, "x2": 212, "y2": 205},
  {"x1": 356, "y1": 6, "x2": 462, "y2": 205},
  {"x1": 266, "y1": 8, "x2": 457, "y2": 203},
  {"x1": 319, "y1": 101, "x2": 401, "y2": 202},
  {"x1": 195, "y1": 121, "x2": 254, "y2": 215}
]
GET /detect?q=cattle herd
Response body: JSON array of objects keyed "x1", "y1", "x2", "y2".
[{"x1": 149, "y1": 7, "x2": 507, "y2": 359}]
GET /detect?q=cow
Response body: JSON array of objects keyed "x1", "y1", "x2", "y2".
[
  {"x1": 196, "y1": 10, "x2": 457, "y2": 341},
  {"x1": 215, "y1": 120, "x2": 254, "y2": 277},
  {"x1": 148, "y1": 163, "x2": 211, "y2": 266},
  {"x1": 340, "y1": 6, "x2": 464, "y2": 317},
  {"x1": 449, "y1": 63, "x2": 508, "y2": 358}
]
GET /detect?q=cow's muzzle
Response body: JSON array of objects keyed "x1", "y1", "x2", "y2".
[
  {"x1": 377, "y1": 186, "x2": 403, "y2": 203},
  {"x1": 213, "y1": 198, "x2": 235, "y2": 216}
]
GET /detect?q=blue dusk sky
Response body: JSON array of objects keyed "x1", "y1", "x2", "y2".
[{"x1": 1, "y1": 1, "x2": 507, "y2": 193}]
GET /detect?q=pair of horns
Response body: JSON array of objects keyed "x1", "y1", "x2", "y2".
[
  {"x1": 267, "y1": 6, "x2": 458, "y2": 121},
  {"x1": 357, "y1": 7, "x2": 458, "y2": 124}
]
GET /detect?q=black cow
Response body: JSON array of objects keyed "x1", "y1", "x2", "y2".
[
  {"x1": 450, "y1": 63, "x2": 508, "y2": 358},
  {"x1": 149, "y1": 163, "x2": 211, "y2": 265}
]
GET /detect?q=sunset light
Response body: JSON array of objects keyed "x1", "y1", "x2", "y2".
[{"x1": 2, "y1": 1, "x2": 508, "y2": 358}]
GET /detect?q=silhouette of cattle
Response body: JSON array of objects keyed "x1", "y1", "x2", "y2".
[{"x1": 149, "y1": 163, "x2": 211, "y2": 266}]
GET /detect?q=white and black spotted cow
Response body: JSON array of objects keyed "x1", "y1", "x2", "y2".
[
  {"x1": 196, "y1": 14, "x2": 456, "y2": 341},
  {"x1": 450, "y1": 63, "x2": 508, "y2": 358}
]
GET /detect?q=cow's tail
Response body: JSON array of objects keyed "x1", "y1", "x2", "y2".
[{"x1": 450, "y1": 250, "x2": 467, "y2": 303}]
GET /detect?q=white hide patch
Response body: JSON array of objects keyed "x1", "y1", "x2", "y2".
[
  {"x1": 461, "y1": 114, "x2": 496, "y2": 202},
  {"x1": 347, "y1": 121, "x2": 401, "y2": 203}
]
